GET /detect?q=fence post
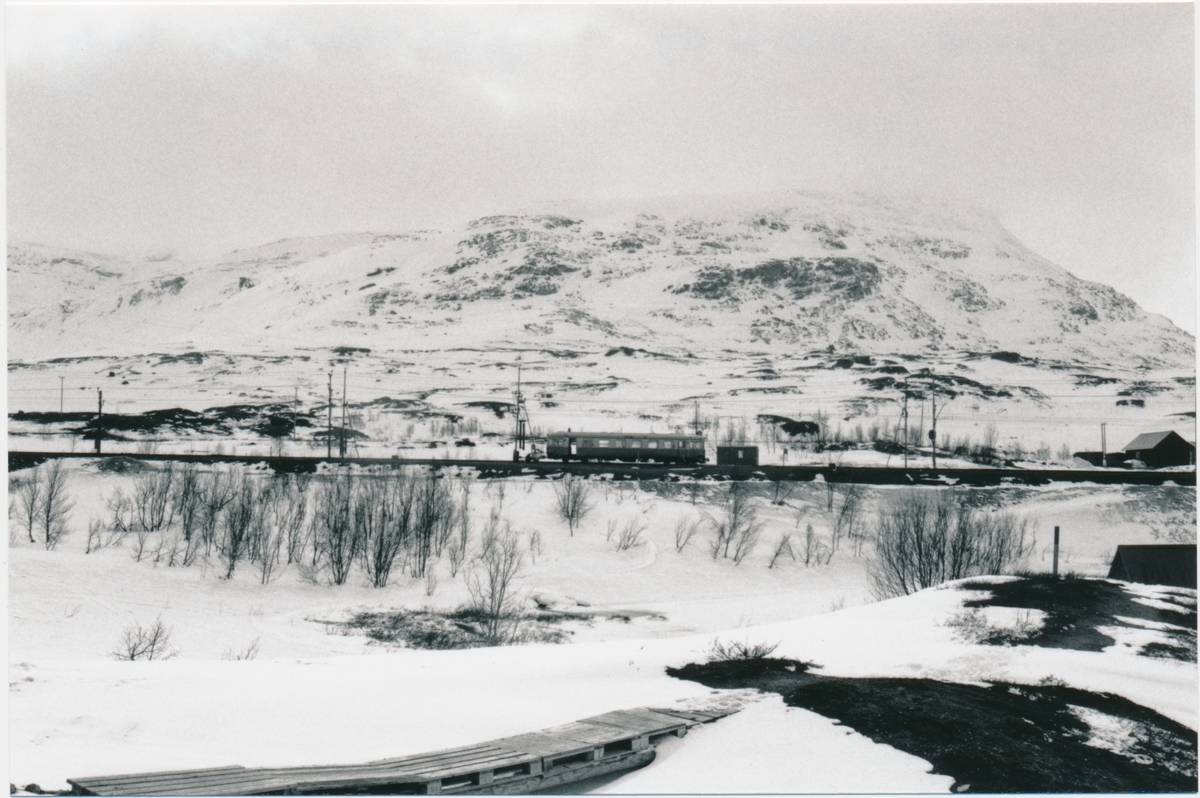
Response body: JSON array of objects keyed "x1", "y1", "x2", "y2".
[{"x1": 1052, "y1": 526, "x2": 1060, "y2": 578}]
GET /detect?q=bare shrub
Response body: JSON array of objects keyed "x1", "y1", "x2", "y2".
[
  {"x1": 220, "y1": 472, "x2": 265, "y2": 579},
  {"x1": 800, "y1": 523, "x2": 831, "y2": 567},
  {"x1": 313, "y1": 470, "x2": 358, "y2": 585},
  {"x1": 674, "y1": 515, "x2": 701, "y2": 553},
  {"x1": 447, "y1": 538, "x2": 465, "y2": 578},
  {"x1": 613, "y1": 518, "x2": 647, "y2": 551},
  {"x1": 410, "y1": 469, "x2": 454, "y2": 578},
  {"x1": 172, "y1": 463, "x2": 203, "y2": 547},
  {"x1": 705, "y1": 637, "x2": 779, "y2": 661},
  {"x1": 132, "y1": 463, "x2": 176, "y2": 532},
  {"x1": 768, "y1": 534, "x2": 795, "y2": 568},
  {"x1": 830, "y1": 484, "x2": 865, "y2": 556},
  {"x1": 85, "y1": 517, "x2": 105, "y2": 554},
  {"x1": 709, "y1": 483, "x2": 761, "y2": 564},
  {"x1": 553, "y1": 474, "x2": 594, "y2": 536},
  {"x1": 527, "y1": 529, "x2": 542, "y2": 563},
  {"x1": 111, "y1": 617, "x2": 177, "y2": 661},
  {"x1": 222, "y1": 637, "x2": 260, "y2": 661},
  {"x1": 466, "y1": 523, "x2": 524, "y2": 645},
  {"x1": 944, "y1": 608, "x2": 1039, "y2": 645},
  {"x1": 359, "y1": 470, "x2": 416, "y2": 588},
  {"x1": 447, "y1": 475, "x2": 472, "y2": 577},
  {"x1": 868, "y1": 490, "x2": 1033, "y2": 599},
  {"x1": 197, "y1": 469, "x2": 235, "y2": 559}
]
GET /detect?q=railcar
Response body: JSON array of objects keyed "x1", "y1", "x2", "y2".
[{"x1": 545, "y1": 431, "x2": 706, "y2": 464}]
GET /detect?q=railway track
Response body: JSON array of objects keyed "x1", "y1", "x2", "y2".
[{"x1": 8, "y1": 450, "x2": 1194, "y2": 486}]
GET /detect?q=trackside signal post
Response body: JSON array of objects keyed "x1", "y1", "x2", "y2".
[{"x1": 95, "y1": 389, "x2": 103, "y2": 454}]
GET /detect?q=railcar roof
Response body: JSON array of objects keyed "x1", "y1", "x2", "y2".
[{"x1": 547, "y1": 431, "x2": 704, "y2": 439}]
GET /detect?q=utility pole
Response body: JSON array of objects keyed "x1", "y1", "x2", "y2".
[
  {"x1": 60, "y1": 376, "x2": 65, "y2": 415},
  {"x1": 341, "y1": 366, "x2": 348, "y2": 460},
  {"x1": 1101, "y1": 423, "x2": 1107, "y2": 467},
  {"x1": 293, "y1": 387, "x2": 299, "y2": 440},
  {"x1": 1052, "y1": 526, "x2": 1060, "y2": 577},
  {"x1": 917, "y1": 396, "x2": 925, "y2": 467},
  {"x1": 327, "y1": 372, "x2": 333, "y2": 460},
  {"x1": 902, "y1": 384, "x2": 909, "y2": 472},
  {"x1": 930, "y1": 387, "x2": 938, "y2": 473},
  {"x1": 514, "y1": 359, "x2": 525, "y2": 453},
  {"x1": 693, "y1": 401, "x2": 701, "y2": 436},
  {"x1": 95, "y1": 389, "x2": 103, "y2": 454}
]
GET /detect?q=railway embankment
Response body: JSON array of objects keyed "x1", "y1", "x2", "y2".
[{"x1": 8, "y1": 450, "x2": 1194, "y2": 486}]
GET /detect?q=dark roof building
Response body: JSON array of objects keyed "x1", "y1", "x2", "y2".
[
  {"x1": 1122, "y1": 431, "x2": 1195, "y2": 468},
  {"x1": 1107, "y1": 544, "x2": 1196, "y2": 589}
]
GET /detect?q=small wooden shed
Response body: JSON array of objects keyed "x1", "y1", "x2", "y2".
[
  {"x1": 1107, "y1": 544, "x2": 1196, "y2": 589},
  {"x1": 716, "y1": 446, "x2": 759, "y2": 466},
  {"x1": 1122, "y1": 431, "x2": 1195, "y2": 468}
]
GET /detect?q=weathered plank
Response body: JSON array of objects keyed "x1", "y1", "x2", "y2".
[{"x1": 67, "y1": 704, "x2": 736, "y2": 796}]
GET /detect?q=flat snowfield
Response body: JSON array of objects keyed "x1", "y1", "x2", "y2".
[{"x1": 7, "y1": 458, "x2": 1196, "y2": 792}]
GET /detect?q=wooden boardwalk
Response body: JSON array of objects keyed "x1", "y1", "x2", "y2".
[{"x1": 67, "y1": 706, "x2": 736, "y2": 796}]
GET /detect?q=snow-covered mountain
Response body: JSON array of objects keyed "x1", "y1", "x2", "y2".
[{"x1": 8, "y1": 191, "x2": 1194, "y2": 368}]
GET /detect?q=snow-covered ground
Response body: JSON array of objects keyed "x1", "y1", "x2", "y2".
[{"x1": 7, "y1": 458, "x2": 1196, "y2": 791}]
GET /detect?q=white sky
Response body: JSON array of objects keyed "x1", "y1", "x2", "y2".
[{"x1": 5, "y1": 3, "x2": 1195, "y2": 332}]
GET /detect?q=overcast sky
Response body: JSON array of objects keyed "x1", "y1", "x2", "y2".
[{"x1": 6, "y1": 3, "x2": 1195, "y2": 332}]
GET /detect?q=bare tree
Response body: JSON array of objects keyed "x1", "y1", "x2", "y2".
[
  {"x1": 133, "y1": 463, "x2": 176, "y2": 532},
  {"x1": 197, "y1": 469, "x2": 235, "y2": 559},
  {"x1": 830, "y1": 483, "x2": 865, "y2": 557},
  {"x1": 313, "y1": 469, "x2": 358, "y2": 585},
  {"x1": 801, "y1": 523, "x2": 827, "y2": 566},
  {"x1": 868, "y1": 490, "x2": 1033, "y2": 599},
  {"x1": 172, "y1": 463, "x2": 204, "y2": 550},
  {"x1": 85, "y1": 517, "x2": 105, "y2": 554},
  {"x1": 448, "y1": 475, "x2": 473, "y2": 577},
  {"x1": 553, "y1": 474, "x2": 594, "y2": 536},
  {"x1": 730, "y1": 519, "x2": 760, "y2": 565},
  {"x1": 111, "y1": 617, "x2": 177, "y2": 661},
  {"x1": 466, "y1": 523, "x2": 524, "y2": 645},
  {"x1": 360, "y1": 470, "x2": 416, "y2": 588},
  {"x1": 219, "y1": 472, "x2": 263, "y2": 579},
  {"x1": 14, "y1": 467, "x2": 44, "y2": 544},
  {"x1": 768, "y1": 533, "x2": 795, "y2": 568},
  {"x1": 709, "y1": 483, "x2": 761, "y2": 563},
  {"x1": 38, "y1": 460, "x2": 76, "y2": 550},
  {"x1": 674, "y1": 515, "x2": 701, "y2": 553},
  {"x1": 410, "y1": 470, "x2": 453, "y2": 578}
]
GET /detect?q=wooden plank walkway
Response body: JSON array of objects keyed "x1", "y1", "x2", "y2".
[{"x1": 67, "y1": 706, "x2": 738, "y2": 796}]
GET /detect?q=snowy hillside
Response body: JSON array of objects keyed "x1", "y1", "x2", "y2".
[{"x1": 9, "y1": 191, "x2": 1194, "y2": 366}]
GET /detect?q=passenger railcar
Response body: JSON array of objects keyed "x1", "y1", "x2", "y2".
[{"x1": 545, "y1": 431, "x2": 706, "y2": 464}]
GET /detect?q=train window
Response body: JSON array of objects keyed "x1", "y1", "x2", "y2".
[
  {"x1": 631, "y1": 440, "x2": 641, "y2": 448},
  {"x1": 665, "y1": 441, "x2": 674, "y2": 448},
  {"x1": 647, "y1": 441, "x2": 657, "y2": 449},
  {"x1": 598, "y1": 440, "x2": 609, "y2": 448}
]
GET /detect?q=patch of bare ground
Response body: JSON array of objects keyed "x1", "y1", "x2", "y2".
[
  {"x1": 959, "y1": 575, "x2": 1197, "y2": 661},
  {"x1": 667, "y1": 658, "x2": 1197, "y2": 793}
]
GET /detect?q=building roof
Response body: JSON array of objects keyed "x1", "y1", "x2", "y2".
[
  {"x1": 1122, "y1": 430, "x2": 1193, "y2": 452},
  {"x1": 1107, "y1": 544, "x2": 1197, "y2": 589}
]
